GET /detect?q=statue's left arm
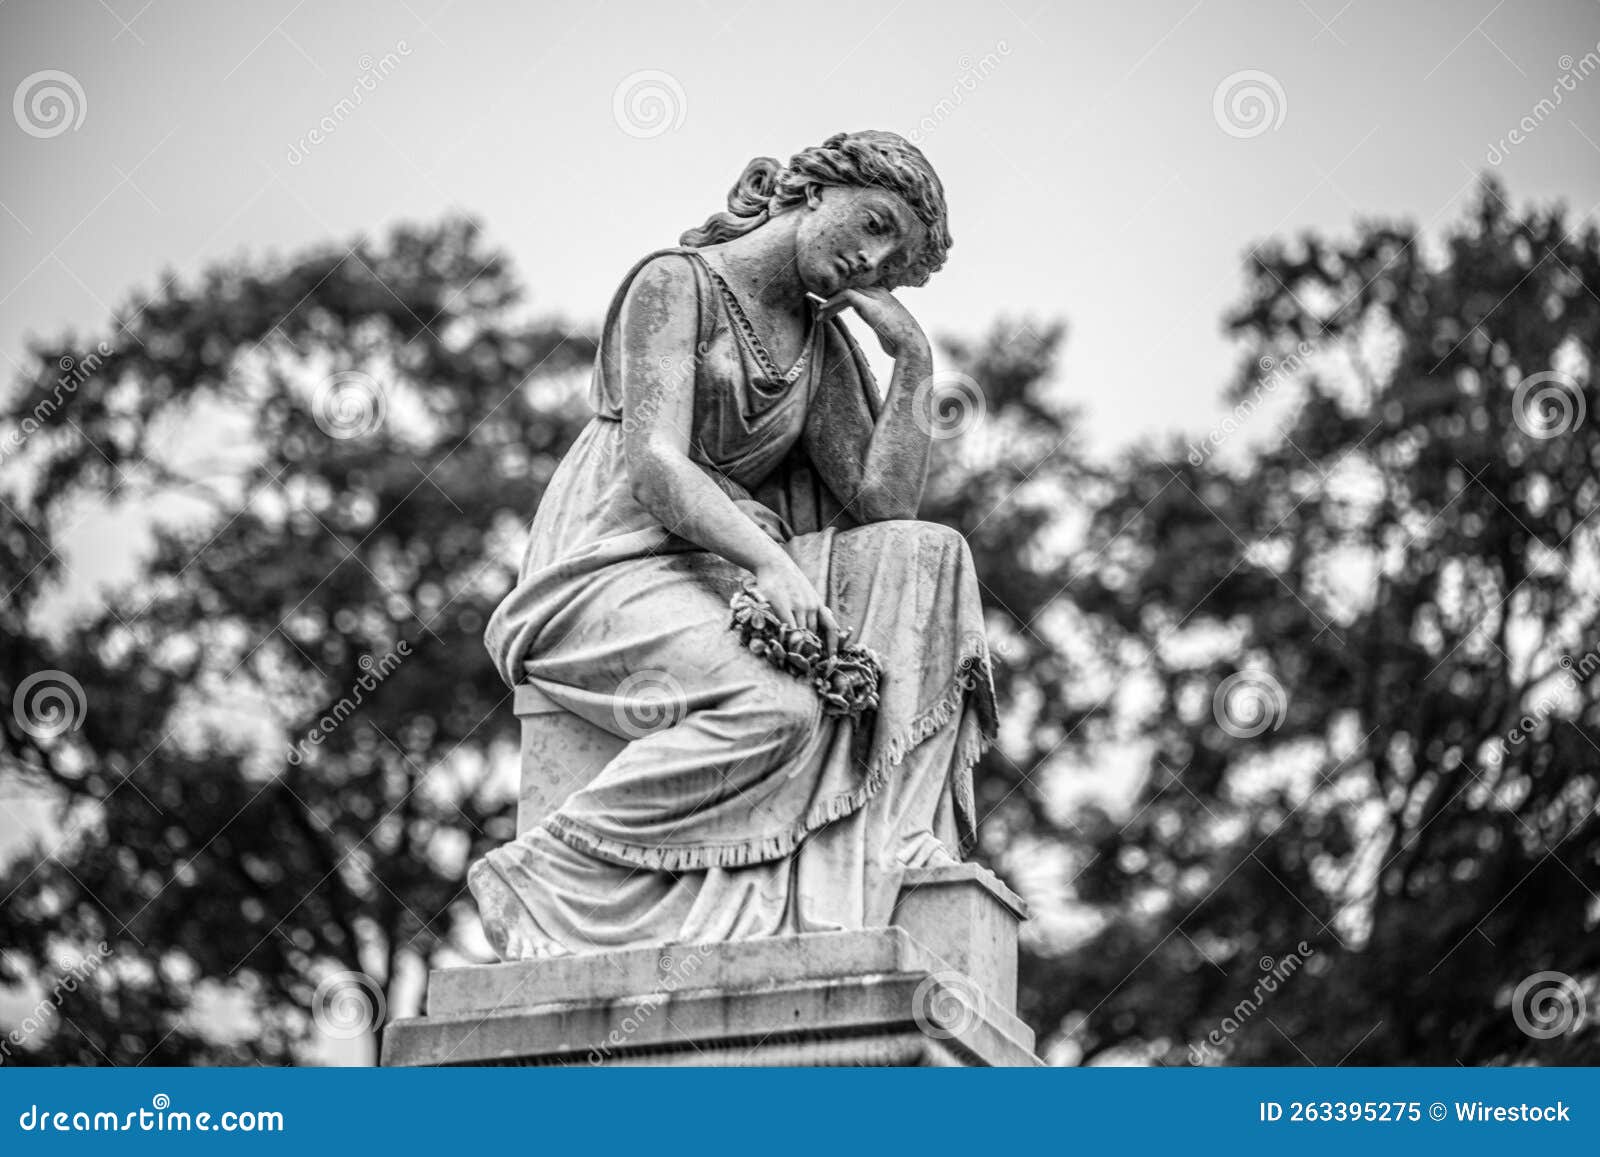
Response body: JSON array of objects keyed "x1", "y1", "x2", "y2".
[{"x1": 802, "y1": 287, "x2": 935, "y2": 523}]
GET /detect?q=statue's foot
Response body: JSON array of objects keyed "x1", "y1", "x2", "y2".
[{"x1": 467, "y1": 856, "x2": 573, "y2": 962}]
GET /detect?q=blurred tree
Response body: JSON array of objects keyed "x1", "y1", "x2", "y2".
[
  {"x1": 1017, "y1": 180, "x2": 1600, "y2": 1065},
  {"x1": 919, "y1": 317, "x2": 1099, "y2": 831},
  {"x1": 1, "y1": 218, "x2": 595, "y2": 1063},
  {"x1": 3, "y1": 180, "x2": 1595, "y2": 1068}
]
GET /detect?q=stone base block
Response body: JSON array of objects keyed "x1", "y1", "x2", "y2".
[
  {"x1": 513, "y1": 683, "x2": 623, "y2": 835},
  {"x1": 385, "y1": 861, "x2": 1038, "y2": 1067},
  {"x1": 894, "y1": 861, "x2": 1028, "y2": 1013},
  {"x1": 381, "y1": 926, "x2": 1041, "y2": 1067}
]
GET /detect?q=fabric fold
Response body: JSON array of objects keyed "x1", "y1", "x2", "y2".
[{"x1": 470, "y1": 245, "x2": 999, "y2": 960}]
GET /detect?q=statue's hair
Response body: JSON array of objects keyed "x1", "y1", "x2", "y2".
[{"x1": 679, "y1": 130, "x2": 952, "y2": 288}]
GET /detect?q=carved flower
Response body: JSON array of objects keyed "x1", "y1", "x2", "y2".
[
  {"x1": 727, "y1": 583, "x2": 885, "y2": 721},
  {"x1": 778, "y1": 623, "x2": 825, "y2": 676},
  {"x1": 730, "y1": 583, "x2": 783, "y2": 644},
  {"x1": 813, "y1": 642, "x2": 883, "y2": 720}
]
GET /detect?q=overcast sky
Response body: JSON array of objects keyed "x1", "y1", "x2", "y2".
[{"x1": 3, "y1": 0, "x2": 1599, "y2": 456}]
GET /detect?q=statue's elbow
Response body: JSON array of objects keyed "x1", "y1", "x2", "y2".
[{"x1": 628, "y1": 446, "x2": 672, "y2": 514}]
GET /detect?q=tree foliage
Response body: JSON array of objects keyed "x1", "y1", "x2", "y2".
[
  {"x1": 2, "y1": 182, "x2": 1595, "y2": 1065},
  {"x1": 1017, "y1": 180, "x2": 1600, "y2": 1065},
  {"x1": 2, "y1": 219, "x2": 593, "y2": 1062}
]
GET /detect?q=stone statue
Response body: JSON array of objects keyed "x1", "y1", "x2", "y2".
[{"x1": 468, "y1": 129, "x2": 998, "y2": 962}]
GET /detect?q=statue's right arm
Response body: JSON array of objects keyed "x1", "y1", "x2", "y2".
[{"x1": 620, "y1": 255, "x2": 839, "y2": 646}]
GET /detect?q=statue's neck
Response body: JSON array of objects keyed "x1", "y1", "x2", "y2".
[{"x1": 705, "y1": 218, "x2": 806, "y2": 314}]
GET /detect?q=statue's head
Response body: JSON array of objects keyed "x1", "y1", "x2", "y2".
[{"x1": 680, "y1": 130, "x2": 952, "y2": 293}]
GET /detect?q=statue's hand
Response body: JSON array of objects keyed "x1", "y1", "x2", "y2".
[
  {"x1": 820, "y1": 287, "x2": 930, "y2": 362},
  {"x1": 752, "y1": 556, "x2": 842, "y2": 655}
]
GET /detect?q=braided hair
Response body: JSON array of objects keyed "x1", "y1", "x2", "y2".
[{"x1": 679, "y1": 130, "x2": 952, "y2": 288}]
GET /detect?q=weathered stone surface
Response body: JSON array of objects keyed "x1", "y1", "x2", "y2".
[
  {"x1": 513, "y1": 683, "x2": 621, "y2": 835},
  {"x1": 399, "y1": 135, "x2": 1038, "y2": 1065},
  {"x1": 471, "y1": 134, "x2": 997, "y2": 965},
  {"x1": 893, "y1": 862, "x2": 1027, "y2": 1014},
  {"x1": 429, "y1": 928, "x2": 922, "y2": 1016},
  {"x1": 383, "y1": 869, "x2": 1042, "y2": 1067},
  {"x1": 381, "y1": 928, "x2": 1040, "y2": 1067}
]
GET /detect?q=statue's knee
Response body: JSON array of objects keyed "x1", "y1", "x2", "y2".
[
  {"x1": 922, "y1": 521, "x2": 968, "y2": 551},
  {"x1": 883, "y1": 518, "x2": 970, "y2": 560},
  {"x1": 745, "y1": 679, "x2": 822, "y2": 756}
]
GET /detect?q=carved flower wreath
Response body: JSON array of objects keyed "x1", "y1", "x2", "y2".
[{"x1": 729, "y1": 580, "x2": 883, "y2": 721}]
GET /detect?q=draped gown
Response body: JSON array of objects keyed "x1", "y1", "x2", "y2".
[{"x1": 469, "y1": 247, "x2": 998, "y2": 960}]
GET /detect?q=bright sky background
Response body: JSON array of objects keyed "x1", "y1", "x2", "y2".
[{"x1": 3, "y1": 0, "x2": 1599, "y2": 456}]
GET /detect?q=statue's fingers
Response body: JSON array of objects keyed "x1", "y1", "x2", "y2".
[
  {"x1": 761, "y1": 587, "x2": 791, "y2": 625},
  {"x1": 818, "y1": 606, "x2": 841, "y2": 655},
  {"x1": 817, "y1": 295, "x2": 851, "y2": 321}
]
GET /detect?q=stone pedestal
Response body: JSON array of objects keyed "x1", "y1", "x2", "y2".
[
  {"x1": 382, "y1": 864, "x2": 1041, "y2": 1067},
  {"x1": 387, "y1": 686, "x2": 1041, "y2": 1066},
  {"x1": 511, "y1": 683, "x2": 624, "y2": 835}
]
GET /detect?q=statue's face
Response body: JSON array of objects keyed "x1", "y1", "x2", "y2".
[{"x1": 792, "y1": 185, "x2": 928, "y2": 294}]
